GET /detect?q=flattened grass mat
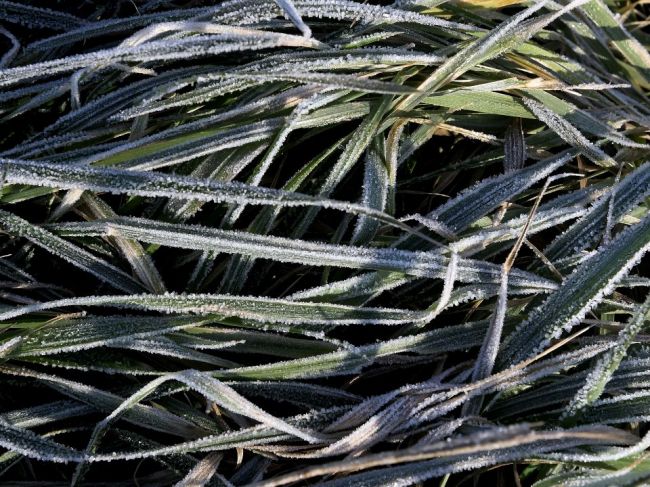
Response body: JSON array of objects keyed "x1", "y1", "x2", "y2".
[{"x1": 0, "y1": 0, "x2": 649, "y2": 485}]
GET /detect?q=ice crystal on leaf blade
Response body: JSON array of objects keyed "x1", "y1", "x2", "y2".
[
  {"x1": 0, "y1": 420, "x2": 83, "y2": 463},
  {"x1": 0, "y1": 293, "x2": 424, "y2": 326},
  {"x1": 274, "y1": 0, "x2": 312, "y2": 38},
  {"x1": 523, "y1": 98, "x2": 618, "y2": 168},
  {"x1": 564, "y1": 293, "x2": 650, "y2": 418},
  {"x1": 49, "y1": 216, "x2": 556, "y2": 290},
  {"x1": 502, "y1": 214, "x2": 650, "y2": 365}
]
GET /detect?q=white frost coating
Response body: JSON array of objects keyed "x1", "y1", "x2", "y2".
[
  {"x1": 4, "y1": 400, "x2": 92, "y2": 430},
  {"x1": 288, "y1": 0, "x2": 478, "y2": 31},
  {"x1": 396, "y1": 0, "x2": 591, "y2": 112},
  {"x1": 351, "y1": 145, "x2": 389, "y2": 245},
  {"x1": 50, "y1": 216, "x2": 556, "y2": 289},
  {"x1": 400, "y1": 213, "x2": 456, "y2": 241},
  {"x1": 197, "y1": 48, "x2": 445, "y2": 78},
  {"x1": 452, "y1": 206, "x2": 584, "y2": 254},
  {"x1": 0, "y1": 78, "x2": 64, "y2": 106},
  {"x1": 86, "y1": 406, "x2": 350, "y2": 462},
  {"x1": 471, "y1": 266, "x2": 509, "y2": 383},
  {"x1": 24, "y1": 8, "x2": 214, "y2": 51},
  {"x1": 523, "y1": 98, "x2": 617, "y2": 168},
  {"x1": 289, "y1": 95, "x2": 391, "y2": 240},
  {"x1": 118, "y1": 79, "x2": 256, "y2": 120},
  {"x1": 541, "y1": 431, "x2": 650, "y2": 462},
  {"x1": 544, "y1": 163, "x2": 650, "y2": 261},
  {"x1": 173, "y1": 452, "x2": 224, "y2": 487},
  {"x1": 0, "y1": 209, "x2": 143, "y2": 294},
  {"x1": 294, "y1": 397, "x2": 411, "y2": 457},
  {"x1": 164, "y1": 144, "x2": 268, "y2": 221},
  {"x1": 429, "y1": 252, "x2": 459, "y2": 319},
  {"x1": 0, "y1": 30, "x2": 322, "y2": 88},
  {"x1": 187, "y1": 0, "x2": 478, "y2": 31},
  {"x1": 89, "y1": 115, "x2": 282, "y2": 166},
  {"x1": 602, "y1": 180, "x2": 618, "y2": 247},
  {"x1": 0, "y1": 365, "x2": 214, "y2": 438},
  {"x1": 410, "y1": 343, "x2": 613, "y2": 429},
  {"x1": 0, "y1": 0, "x2": 465, "y2": 87},
  {"x1": 594, "y1": 388, "x2": 650, "y2": 406},
  {"x1": 257, "y1": 424, "x2": 620, "y2": 487},
  {"x1": 414, "y1": 418, "x2": 467, "y2": 446},
  {"x1": 44, "y1": 66, "x2": 207, "y2": 133},
  {"x1": 210, "y1": 321, "x2": 487, "y2": 382},
  {"x1": 15, "y1": 316, "x2": 204, "y2": 357},
  {"x1": 428, "y1": 150, "x2": 577, "y2": 232},
  {"x1": 0, "y1": 421, "x2": 84, "y2": 463},
  {"x1": 288, "y1": 273, "x2": 405, "y2": 301},
  {"x1": 58, "y1": 217, "x2": 445, "y2": 278},
  {"x1": 116, "y1": 49, "x2": 443, "y2": 120},
  {"x1": 565, "y1": 294, "x2": 650, "y2": 417},
  {"x1": 8, "y1": 131, "x2": 115, "y2": 159},
  {"x1": 0, "y1": 292, "x2": 422, "y2": 326},
  {"x1": 442, "y1": 124, "x2": 499, "y2": 144},
  {"x1": 274, "y1": 0, "x2": 312, "y2": 38},
  {"x1": 504, "y1": 214, "x2": 650, "y2": 364},
  {"x1": 204, "y1": 71, "x2": 414, "y2": 94},
  {"x1": 0, "y1": 1, "x2": 86, "y2": 31},
  {"x1": 224, "y1": 90, "x2": 339, "y2": 226},
  {"x1": 545, "y1": 466, "x2": 650, "y2": 487},
  {"x1": 109, "y1": 337, "x2": 234, "y2": 367},
  {"x1": 0, "y1": 158, "x2": 434, "y2": 242},
  {"x1": 325, "y1": 391, "x2": 399, "y2": 433},
  {"x1": 528, "y1": 90, "x2": 649, "y2": 151},
  {"x1": 118, "y1": 120, "x2": 283, "y2": 171},
  {"x1": 79, "y1": 369, "x2": 321, "y2": 462},
  {"x1": 0, "y1": 336, "x2": 23, "y2": 358},
  {"x1": 49, "y1": 188, "x2": 84, "y2": 222}
]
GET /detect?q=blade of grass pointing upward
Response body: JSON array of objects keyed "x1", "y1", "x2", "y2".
[{"x1": 465, "y1": 176, "x2": 553, "y2": 415}]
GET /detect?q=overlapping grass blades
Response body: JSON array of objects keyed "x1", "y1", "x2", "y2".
[{"x1": 0, "y1": 0, "x2": 648, "y2": 484}]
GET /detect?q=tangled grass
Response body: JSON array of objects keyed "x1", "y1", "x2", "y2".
[{"x1": 0, "y1": 0, "x2": 649, "y2": 485}]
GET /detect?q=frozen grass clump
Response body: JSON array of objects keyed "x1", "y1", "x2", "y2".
[{"x1": 0, "y1": 0, "x2": 648, "y2": 484}]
